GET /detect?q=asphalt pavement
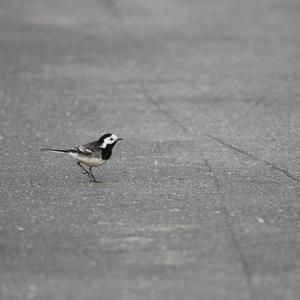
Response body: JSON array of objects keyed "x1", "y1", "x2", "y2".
[{"x1": 0, "y1": 0, "x2": 300, "y2": 299}]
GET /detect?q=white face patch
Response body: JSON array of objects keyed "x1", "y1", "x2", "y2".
[{"x1": 101, "y1": 134, "x2": 119, "y2": 148}]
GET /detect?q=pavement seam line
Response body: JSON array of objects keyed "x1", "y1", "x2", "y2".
[
  {"x1": 205, "y1": 160, "x2": 258, "y2": 300},
  {"x1": 205, "y1": 134, "x2": 299, "y2": 182},
  {"x1": 141, "y1": 88, "x2": 190, "y2": 134},
  {"x1": 142, "y1": 89, "x2": 257, "y2": 299},
  {"x1": 141, "y1": 90, "x2": 298, "y2": 183}
]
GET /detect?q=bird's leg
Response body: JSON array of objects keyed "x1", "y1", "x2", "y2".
[
  {"x1": 77, "y1": 162, "x2": 92, "y2": 180},
  {"x1": 88, "y1": 166, "x2": 96, "y2": 182}
]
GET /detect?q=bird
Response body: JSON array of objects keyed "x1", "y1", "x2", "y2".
[{"x1": 41, "y1": 133, "x2": 123, "y2": 182}]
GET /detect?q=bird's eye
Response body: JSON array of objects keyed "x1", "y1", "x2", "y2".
[{"x1": 110, "y1": 138, "x2": 113, "y2": 141}]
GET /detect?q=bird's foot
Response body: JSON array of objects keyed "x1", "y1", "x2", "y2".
[
  {"x1": 90, "y1": 179, "x2": 102, "y2": 183},
  {"x1": 88, "y1": 174, "x2": 101, "y2": 183}
]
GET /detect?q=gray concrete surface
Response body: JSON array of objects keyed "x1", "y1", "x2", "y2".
[{"x1": 0, "y1": 0, "x2": 300, "y2": 299}]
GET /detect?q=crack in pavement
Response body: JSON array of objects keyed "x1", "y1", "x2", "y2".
[
  {"x1": 205, "y1": 134, "x2": 299, "y2": 182},
  {"x1": 142, "y1": 89, "x2": 257, "y2": 299},
  {"x1": 204, "y1": 160, "x2": 258, "y2": 300},
  {"x1": 143, "y1": 92, "x2": 189, "y2": 134},
  {"x1": 141, "y1": 88, "x2": 298, "y2": 183},
  {"x1": 142, "y1": 91, "x2": 299, "y2": 299}
]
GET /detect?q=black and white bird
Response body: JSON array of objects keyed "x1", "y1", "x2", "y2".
[{"x1": 41, "y1": 133, "x2": 123, "y2": 182}]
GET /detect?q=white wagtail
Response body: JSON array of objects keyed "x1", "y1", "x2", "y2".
[{"x1": 41, "y1": 133, "x2": 123, "y2": 182}]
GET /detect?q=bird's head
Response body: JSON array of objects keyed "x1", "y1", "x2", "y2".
[{"x1": 98, "y1": 133, "x2": 123, "y2": 149}]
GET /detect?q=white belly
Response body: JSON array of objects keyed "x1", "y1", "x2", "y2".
[{"x1": 68, "y1": 152, "x2": 106, "y2": 167}]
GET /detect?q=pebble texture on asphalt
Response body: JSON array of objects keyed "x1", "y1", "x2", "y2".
[{"x1": 0, "y1": 0, "x2": 300, "y2": 299}]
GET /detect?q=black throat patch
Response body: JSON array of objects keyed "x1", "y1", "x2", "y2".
[
  {"x1": 101, "y1": 147, "x2": 112, "y2": 160},
  {"x1": 101, "y1": 141, "x2": 118, "y2": 160}
]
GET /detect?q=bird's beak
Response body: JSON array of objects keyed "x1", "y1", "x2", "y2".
[{"x1": 117, "y1": 138, "x2": 123, "y2": 141}]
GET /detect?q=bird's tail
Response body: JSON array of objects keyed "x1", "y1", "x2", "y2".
[{"x1": 40, "y1": 148, "x2": 71, "y2": 153}]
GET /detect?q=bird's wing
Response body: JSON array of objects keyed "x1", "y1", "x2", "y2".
[{"x1": 76, "y1": 141, "x2": 100, "y2": 155}]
